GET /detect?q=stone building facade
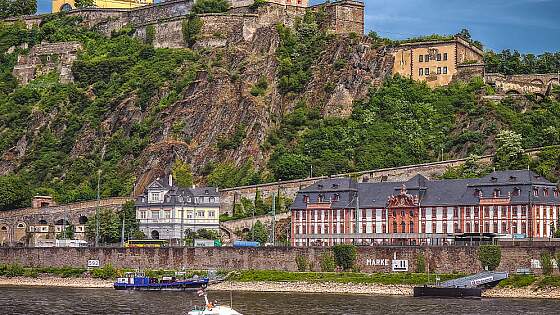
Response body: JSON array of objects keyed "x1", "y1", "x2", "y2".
[
  {"x1": 290, "y1": 170, "x2": 560, "y2": 247},
  {"x1": 135, "y1": 175, "x2": 220, "y2": 243},
  {"x1": 52, "y1": 0, "x2": 153, "y2": 13},
  {"x1": 12, "y1": 42, "x2": 82, "y2": 85},
  {"x1": 392, "y1": 36, "x2": 484, "y2": 87}
]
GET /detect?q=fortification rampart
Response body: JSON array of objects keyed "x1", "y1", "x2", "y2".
[
  {"x1": 0, "y1": 244, "x2": 558, "y2": 275},
  {"x1": 485, "y1": 73, "x2": 560, "y2": 96}
]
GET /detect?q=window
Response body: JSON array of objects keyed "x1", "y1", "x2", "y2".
[
  {"x1": 152, "y1": 211, "x2": 160, "y2": 220},
  {"x1": 425, "y1": 54, "x2": 429, "y2": 61},
  {"x1": 513, "y1": 187, "x2": 520, "y2": 196},
  {"x1": 400, "y1": 221, "x2": 406, "y2": 233},
  {"x1": 425, "y1": 68, "x2": 430, "y2": 75},
  {"x1": 393, "y1": 221, "x2": 398, "y2": 233},
  {"x1": 432, "y1": 208, "x2": 437, "y2": 218},
  {"x1": 521, "y1": 222, "x2": 526, "y2": 234},
  {"x1": 187, "y1": 211, "x2": 193, "y2": 219},
  {"x1": 303, "y1": 195, "x2": 309, "y2": 203},
  {"x1": 484, "y1": 207, "x2": 489, "y2": 217},
  {"x1": 466, "y1": 223, "x2": 471, "y2": 233},
  {"x1": 474, "y1": 222, "x2": 479, "y2": 232},
  {"x1": 197, "y1": 210, "x2": 205, "y2": 217},
  {"x1": 454, "y1": 223, "x2": 459, "y2": 233},
  {"x1": 443, "y1": 209, "x2": 447, "y2": 219},
  {"x1": 521, "y1": 206, "x2": 527, "y2": 217},
  {"x1": 443, "y1": 67, "x2": 448, "y2": 74},
  {"x1": 437, "y1": 67, "x2": 442, "y2": 74},
  {"x1": 443, "y1": 223, "x2": 447, "y2": 234},
  {"x1": 443, "y1": 53, "x2": 448, "y2": 60},
  {"x1": 149, "y1": 192, "x2": 160, "y2": 202},
  {"x1": 494, "y1": 189, "x2": 501, "y2": 197},
  {"x1": 454, "y1": 207, "x2": 459, "y2": 218},
  {"x1": 432, "y1": 222, "x2": 437, "y2": 233},
  {"x1": 421, "y1": 208, "x2": 426, "y2": 218},
  {"x1": 421, "y1": 223, "x2": 426, "y2": 233},
  {"x1": 210, "y1": 197, "x2": 215, "y2": 203},
  {"x1": 209, "y1": 211, "x2": 215, "y2": 218},
  {"x1": 502, "y1": 222, "x2": 507, "y2": 233},
  {"x1": 382, "y1": 224, "x2": 386, "y2": 233},
  {"x1": 501, "y1": 207, "x2": 506, "y2": 217},
  {"x1": 492, "y1": 222, "x2": 497, "y2": 233},
  {"x1": 555, "y1": 189, "x2": 559, "y2": 197},
  {"x1": 317, "y1": 194, "x2": 324, "y2": 202},
  {"x1": 513, "y1": 207, "x2": 518, "y2": 217},
  {"x1": 466, "y1": 208, "x2": 471, "y2": 217},
  {"x1": 332, "y1": 194, "x2": 340, "y2": 202},
  {"x1": 474, "y1": 207, "x2": 479, "y2": 217},
  {"x1": 512, "y1": 223, "x2": 518, "y2": 233},
  {"x1": 164, "y1": 211, "x2": 171, "y2": 219},
  {"x1": 410, "y1": 221, "x2": 414, "y2": 233},
  {"x1": 437, "y1": 53, "x2": 442, "y2": 61},
  {"x1": 419, "y1": 55, "x2": 424, "y2": 62},
  {"x1": 140, "y1": 211, "x2": 146, "y2": 219},
  {"x1": 544, "y1": 188, "x2": 549, "y2": 197},
  {"x1": 533, "y1": 188, "x2": 539, "y2": 196},
  {"x1": 419, "y1": 68, "x2": 424, "y2": 76}
]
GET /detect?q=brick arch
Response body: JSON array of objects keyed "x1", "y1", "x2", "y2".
[
  {"x1": 506, "y1": 89, "x2": 521, "y2": 95},
  {"x1": 531, "y1": 79, "x2": 544, "y2": 85}
]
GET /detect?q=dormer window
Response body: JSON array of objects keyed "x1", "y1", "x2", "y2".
[
  {"x1": 318, "y1": 184, "x2": 324, "y2": 190},
  {"x1": 474, "y1": 189, "x2": 482, "y2": 197},
  {"x1": 533, "y1": 188, "x2": 539, "y2": 196},
  {"x1": 303, "y1": 195, "x2": 309, "y2": 203},
  {"x1": 493, "y1": 189, "x2": 501, "y2": 197},
  {"x1": 491, "y1": 177, "x2": 498, "y2": 182},
  {"x1": 318, "y1": 194, "x2": 324, "y2": 202},
  {"x1": 512, "y1": 187, "x2": 520, "y2": 197},
  {"x1": 555, "y1": 189, "x2": 559, "y2": 198},
  {"x1": 509, "y1": 176, "x2": 517, "y2": 182},
  {"x1": 332, "y1": 184, "x2": 339, "y2": 189},
  {"x1": 205, "y1": 190, "x2": 209, "y2": 195},
  {"x1": 149, "y1": 192, "x2": 161, "y2": 203},
  {"x1": 543, "y1": 188, "x2": 549, "y2": 197},
  {"x1": 332, "y1": 194, "x2": 340, "y2": 202}
]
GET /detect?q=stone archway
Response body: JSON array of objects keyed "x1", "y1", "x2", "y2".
[
  {"x1": 531, "y1": 79, "x2": 544, "y2": 85},
  {"x1": 78, "y1": 216, "x2": 88, "y2": 224},
  {"x1": 151, "y1": 230, "x2": 160, "y2": 239}
]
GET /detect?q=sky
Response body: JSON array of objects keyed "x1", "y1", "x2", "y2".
[{"x1": 37, "y1": 0, "x2": 560, "y2": 54}]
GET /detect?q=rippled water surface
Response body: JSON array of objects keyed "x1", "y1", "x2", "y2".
[{"x1": 1, "y1": 286, "x2": 560, "y2": 314}]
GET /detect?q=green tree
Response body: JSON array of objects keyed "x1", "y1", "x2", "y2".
[
  {"x1": 192, "y1": 0, "x2": 230, "y2": 14},
  {"x1": 0, "y1": 175, "x2": 31, "y2": 210},
  {"x1": 85, "y1": 208, "x2": 121, "y2": 244},
  {"x1": 57, "y1": 224, "x2": 75, "y2": 239},
  {"x1": 247, "y1": 220, "x2": 268, "y2": 244},
  {"x1": 172, "y1": 159, "x2": 194, "y2": 188},
  {"x1": 0, "y1": 0, "x2": 37, "y2": 18},
  {"x1": 541, "y1": 252, "x2": 553, "y2": 276},
  {"x1": 478, "y1": 245, "x2": 501, "y2": 271},
  {"x1": 494, "y1": 130, "x2": 528, "y2": 170},
  {"x1": 320, "y1": 252, "x2": 336, "y2": 272},
  {"x1": 333, "y1": 244, "x2": 357, "y2": 271},
  {"x1": 74, "y1": 0, "x2": 94, "y2": 8},
  {"x1": 182, "y1": 15, "x2": 203, "y2": 48}
]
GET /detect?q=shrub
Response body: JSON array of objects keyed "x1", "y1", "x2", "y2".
[
  {"x1": 333, "y1": 244, "x2": 357, "y2": 271},
  {"x1": 320, "y1": 252, "x2": 336, "y2": 272},
  {"x1": 182, "y1": 15, "x2": 203, "y2": 48},
  {"x1": 0, "y1": 264, "x2": 25, "y2": 277},
  {"x1": 91, "y1": 264, "x2": 119, "y2": 279},
  {"x1": 192, "y1": 0, "x2": 230, "y2": 14},
  {"x1": 478, "y1": 245, "x2": 501, "y2": 271},
  {"x1": 415, "y1": 253, "x2": 426, "y2": 273},
  {"x1": 250, "y1": 76, "x2": 268, "y2": 97},
  {"x1": 295, "y1": 254, "x2": 308, "y2": 272},
  {"x1": 541, "y1": 252, "x2": 553, "y2": 276},
  {"x1": 145, "y1": 25, "x2": 155, "y2": 45}
]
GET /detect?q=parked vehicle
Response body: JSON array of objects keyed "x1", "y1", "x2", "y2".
[
  {"x1": 124, "y1": 240, "x2": 169, "y2": 248},
  {"x1": 232, "y1": 241, "x2": 260, "y2": 248}
]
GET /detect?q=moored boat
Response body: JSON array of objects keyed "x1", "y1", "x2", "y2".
[
  {"x1": 188, "y1": 290, "x2": 243, "y2": 315},
  {"x1": 114, "y1": 272, "x2": 209, "y2": 291}
]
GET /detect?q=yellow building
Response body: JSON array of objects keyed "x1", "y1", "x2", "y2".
[
  {"x1": 52, "y1": 0, "x2": 153, "y2": 13},
  {"x1": 392, "y1": 36, "x2": 484, "y2": 87}
]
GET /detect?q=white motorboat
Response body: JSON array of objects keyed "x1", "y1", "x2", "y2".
[{"x1": 188, "y1": 290, "x2": 243, "y2": 315}]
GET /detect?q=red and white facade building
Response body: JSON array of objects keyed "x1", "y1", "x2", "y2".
[{"x1": 290, "y1": 171, "x2": 560, "y2": 246}]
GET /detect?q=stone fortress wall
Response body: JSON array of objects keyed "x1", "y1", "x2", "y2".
[{"x1": 0, "y1": 243, "x2": 559, "y2": 275}]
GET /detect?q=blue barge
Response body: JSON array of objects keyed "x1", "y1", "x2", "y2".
[{"x1": 114, "y1": 272, "x2": 209, "y2": 291}]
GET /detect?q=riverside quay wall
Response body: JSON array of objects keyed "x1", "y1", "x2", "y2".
[{"x1": 1, "y1": 245, "x2": 559, "y2": 275}]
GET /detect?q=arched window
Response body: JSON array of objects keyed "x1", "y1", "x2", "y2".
[
  {"x1": 494, "y1": 189, "x2": 501, "y2": 197},
  {"x1": 392, "y1": 221, "x2": 397, "y2": 233},
  {"x1": 512, "y1": 187, "x2": 520, "y2": 196},
  {"x1": 60, "y1": 3, "x2": 72, "y2": 11},
  {"x1": 400, "y1": 221, "x2": 406, "y2": 233},
  {"x1": 17, "y1": 223, "x2": 25, "y2": 228},
  {"x1": 474, "y1": 222, "x2": 479, "y2": 232},
  {"x1": 0, "y1": 226, "x2": 7, "y2": 231},
  {"x1": 466, "y1": 222, "x2": 471, "y2": 233},
  {"x1": 410, "y1": 221, "x2": 414, "y2": 233}
]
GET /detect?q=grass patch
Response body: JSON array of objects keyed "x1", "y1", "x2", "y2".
[
  {"x1": 537, "y1": 276, "x2": 560, "y2": 288},
  {"x1": 0, "y1": 264, "x2": 86, "y2": 278},
  {"x1": 229, "y1": 270, "x2": 464, "y2": 285},
  {"x1": 497, "y1": 274, "x2": 537, "y2": 288}
]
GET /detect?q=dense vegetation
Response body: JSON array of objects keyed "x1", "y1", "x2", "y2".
[
  {"x1": 484, "y1": 50, "x2": 560, "y2": 75},
  {"x1": 0, "y1": 0, "x2": 36, "y2": 19},
  {"x1": 0, "y1": 15, "x2": 202, "y2": 208}
]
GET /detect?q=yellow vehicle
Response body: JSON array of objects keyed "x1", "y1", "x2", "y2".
[{"x1": 124, "y1": 239, "x2": 169, "y2": 248}]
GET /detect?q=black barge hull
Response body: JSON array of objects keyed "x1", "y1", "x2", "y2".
[{"x1": 413, "y1": 286, "x2": 482, "y2": 298}]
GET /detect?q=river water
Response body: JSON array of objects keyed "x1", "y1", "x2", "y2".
[{"x1": 1, "y1": 286, "x2": 559, "y2": 314}]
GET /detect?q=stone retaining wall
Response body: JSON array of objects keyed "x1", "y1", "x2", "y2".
[{"x1": 1, "y1": 245, "x2": 558, "y2": 275}]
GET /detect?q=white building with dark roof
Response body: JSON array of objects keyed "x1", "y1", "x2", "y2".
[
  {"x1": 290, "y1": 170, "x2": 560, "y2": 246},
  {"x1": 135, "y1": 175, "x2": 220, "y2": 243}
]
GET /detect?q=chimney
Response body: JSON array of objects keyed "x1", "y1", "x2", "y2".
[{"x1": 169, "y1": 174, "x2": 173, "y2": 187}]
